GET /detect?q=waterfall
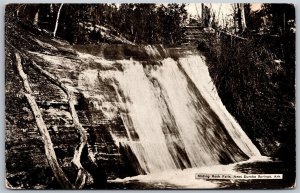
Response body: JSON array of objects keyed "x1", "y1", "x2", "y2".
[{"x1": 92, "y1": 47, "x2": 261, "y2": 174}]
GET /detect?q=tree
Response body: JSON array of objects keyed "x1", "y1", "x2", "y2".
[
  {"x1": 53, "y1": 3, "x2": 63, "y2": 37},
  {"x1": 12, "y1": 3, "x2": 188, "y2": 45},
  {"x1": 202, "y1": 5, "x2": 211, "y2": 27},
  {"x1": 232, "y1": 3, "x2": 247, "y2": 33},
  {"x1": 261, "y1": 4, "x2": 295, "y2": 35},
  {"x1": 239, "y1": 3, "x2": 247, "y2": 32}
]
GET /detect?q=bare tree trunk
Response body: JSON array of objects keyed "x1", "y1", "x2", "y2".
[
  {"x1": 195, "y1": 3, "x2": 201, "y2": 22},
  {"x1": 28, "y1": 58, "x2": 94, "y2": 189},
  {"x1": 15, "y1": 53, "x2": 74, "y2": 189},
  {"x1": 201, "y1": 3, "x2": 205, "y2": 25},
  {"x1": 235, "y1": 3, "x2": 247, "y2": 33},
  {"x1": 24, "y1": 94, "x2": 74, "y2": 188},
  {"x1": 234, "y1": 3, "x2": 240, "y2": 33},
  {"x1": 239, "y1": 3, "x2": 247, "y2": 32},
  {"x1": 33, "y1": 9, "x2": 39, "y2": 26},
  {"x1": 53, "y1": 3, "x2": 63, "y2": 37},
  {"x1": 50, "y1": 4, "x2": 53, "y2": 13},
  {"x1": 15, "y1": 51, "x2": 98, "y2": 189}
]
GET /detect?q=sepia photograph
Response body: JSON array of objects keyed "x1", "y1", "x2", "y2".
[{"x1": 5, "y1": 3, "x2": 295, "y2": 189}]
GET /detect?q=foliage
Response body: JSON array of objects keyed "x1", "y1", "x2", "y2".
[
  {"x1": 13, "y1": 3, "x2": 188, "y2": 45},
  {"x1": 105, "y1": 3, "x2": 188, "y2": 45},
  {"x1": 260, "y1": 4, "x2": 295, "y2": 34},
  {"x1": 199, "y1": 4, "x2": 295, "y2": 163}
]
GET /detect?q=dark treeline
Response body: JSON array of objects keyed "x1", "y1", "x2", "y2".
[{"x1": 11, "y1": 3, "x2": 187, "y2": 45}]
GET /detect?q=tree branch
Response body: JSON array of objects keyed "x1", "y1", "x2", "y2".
[
  {"x1": 27, "y1": 57, "x2": 94, "y2": 189},
  {"x1": 53, "y1": 3, "x2": 63, "y2": 37},
  {"x1": 15, "y1": 52, "x2": 74, "y2": 189}
]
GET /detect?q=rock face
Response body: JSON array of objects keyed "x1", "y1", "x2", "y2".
[
  {"x1": 6, "y1": 27, "x2": 260, "y2": 188},
  {"x1": 6, "y1": 43, "x2": 138, "y2": 189}
]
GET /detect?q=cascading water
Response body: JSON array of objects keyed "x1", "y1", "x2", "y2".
[{"x1": 77, "y1": 45, "x2": 261, "y2": 174}]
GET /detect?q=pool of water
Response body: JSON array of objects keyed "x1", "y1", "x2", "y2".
[{"x1": 107, "y1": 156, "x2": 295, "y2": 189}]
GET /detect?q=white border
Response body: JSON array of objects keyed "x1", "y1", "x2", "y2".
[{"x1": 0, "y1": 1, "x2": 298, "y2": 192}]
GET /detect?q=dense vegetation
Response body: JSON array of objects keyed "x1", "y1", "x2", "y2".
[
  {"x1": 196, "y1": 5, "x2": 295, "y2": 188},
  {"x1": 198, "y1": 4, "x2": 295, "y2": 164},
  {"x1": 10, "y1": 3, "x2": 187, "y2": 45}
]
